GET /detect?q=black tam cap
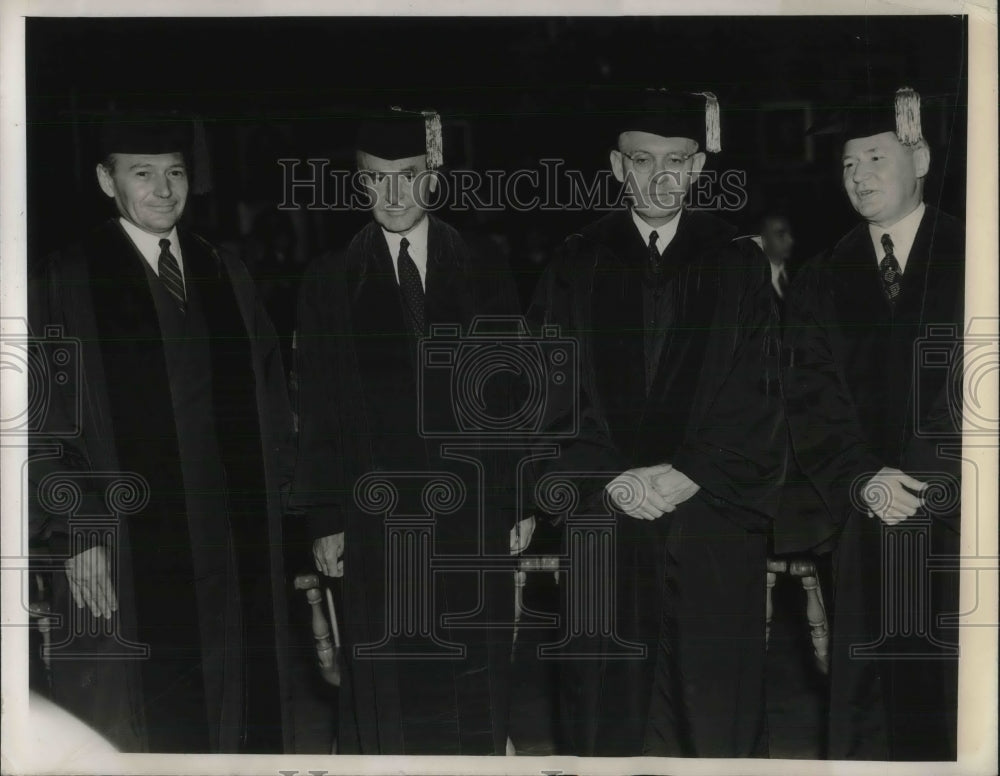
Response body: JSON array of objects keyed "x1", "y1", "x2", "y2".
[
  {"x1": 607, "y1": 88, "x2": 721, "y2": 153},
  {"x1": 98, "y1": 111, "x2": 193, "y2": 159},
  {"x1": 808, "y1": 87, "x2": 924, "y2": 145},
  {"x1": 356, "y1": 107, "x2": 444, "y2": 167}
]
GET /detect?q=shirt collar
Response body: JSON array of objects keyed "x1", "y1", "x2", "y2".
[
  {"x1": 630, "y1": 208, "x2": 681, "y2": 255},
  {"x1": 118, "y1": 217, "x2": 183, "y2": 279},
  {"x1": 868, "y1": 201, "x2": 925, "y2": 273},
  {"x1": 381, "y1": 214, "x2": 430, "y2": 289}
]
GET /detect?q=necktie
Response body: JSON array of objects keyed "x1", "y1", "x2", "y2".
[
  {"x1": 879, "y1": 233, "x2": 902, "y2": 305},
  {"x1": 397, "y1": 237, "x2": 426, "y2": 335},
  {"x1": 157, "y1": 239, "x2": 186, "y2": 312},
  {"x1": 647, "y1": 230, "x2": 661, "y2": 279}
]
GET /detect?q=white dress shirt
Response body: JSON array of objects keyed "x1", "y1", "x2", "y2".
[
  {"x1": 119, "y1": 217, "x2": 184, "y2": 283},
  {"x1": 869, "y1": 201, "x2": 925, "y2": 274},
  {"x1": 381, "y1": 215, "x2": 430, "y2": 291},
  {"x1": 631, "y1": 208, "x2": 681, "y2": 255}
]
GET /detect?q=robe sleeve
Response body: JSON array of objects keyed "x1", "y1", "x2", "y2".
[
  {"x1": 466, "y1": 243, "x2": 534, "y2": 525},
  {"x1": 525, "y1": 239, "x2": 629, "y2": 514},
  {"x1": 290, "y1": 256, "x2": 350, "y2": 540},
  {"x1": 900, "y1": 229, "x2": 965, "y2": 488},
  {"x1": 782, "y1": 254, "x2": 885, "y2": 529},
  {"x1": 221, "y1": 249, "x2": 297, "y2": 510},
  {"x1": 27, "y1": 251, "x2": 109, "y2": 556},
  {"x1": 669, "y1": 239, "x2": 787, "y2": 521}
]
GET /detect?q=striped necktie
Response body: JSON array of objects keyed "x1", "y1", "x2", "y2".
[
  {"x1": 158, "y1": 239, "x2": 186, "y2": 312},
  {"x1": 879, "y1": 233, "x2": 902, "y2": 306}
]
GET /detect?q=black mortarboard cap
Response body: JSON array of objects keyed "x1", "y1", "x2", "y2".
[
  {"x1": 808, "y1": 87, "x2": 924, "y2": 145},
  {"x1": 98, "y1": 110, "x2": 194, "y2": 159},
  {"x1": 97, "y1": 109, "x2": 212, "y2": 194},
  {"x1": 606, "y1": 88, "x2": 721, "y2": 152},
  {"x1": 356, "y1": 107, "x2": 444, "y2": 167}
]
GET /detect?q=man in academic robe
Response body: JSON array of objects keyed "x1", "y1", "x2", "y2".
[
  {"x1": 27, "y1": 113, "x2": 296, "y2": 753},
  {"x1": 527, "y1": 90, "x2": 786, "y2": 757},
  {"x1": 292, "y1": 109, "x2": 525, "y2": 755},
  {"x1": 782, "y1": 88, "x2": 964, "y2": 760},
  {"x1": 756, "y1": 210, "x2": 794, "y2": 300}
]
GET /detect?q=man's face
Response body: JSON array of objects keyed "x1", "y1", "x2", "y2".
[
  {"x1": 760, "y1": 216, "x2": 794, "y2": 264},
  {"x1": 357, "y1": 151, "x2": 438, "y2": 234},
  {"x1": 842, "y1": 132, "x2": 929, "y2": 229},
  {"x1": 611, "y1": 132, "x2": 705, "y2": 223},
  {"x1": 96, "y1": 153, "x2": 188, "y2": 236}
]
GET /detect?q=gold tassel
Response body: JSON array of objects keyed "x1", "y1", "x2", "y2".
[
  {"x1": 894, "y1": 87, "x2": 922, "y2": 145},
  {"x1": 701, "y1": 92, "x2": 721, "y2": 153},
  {"x1": 423, "y1": 110, "x2": 444, "y2": 169}
]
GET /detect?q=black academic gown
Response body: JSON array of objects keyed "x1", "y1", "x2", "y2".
[
  {"x1": 28, "y1": 219, "x2": 296, "y2": 753},
  {"x1": 782, "y1": 205, "x2": 964, "y2": 760},
  {"x1": 527, "y1": 209, "x2": 786, "y2": 757},
  {"x1": 293, "y1": 215, "x2": 521, "y2": 755}
]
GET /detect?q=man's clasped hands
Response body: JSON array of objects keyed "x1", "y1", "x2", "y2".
[{"x1": 605, "y1": 464, "x2": 700, "y2": 521}]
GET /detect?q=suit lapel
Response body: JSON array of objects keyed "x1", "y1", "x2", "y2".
[
  {"x1": 894, "y1": 207, "x2": 935, "y2": 322},
  {"x1": 644, "y1": 210, "x2": 703, "y2": 402},
  {"x1": 350, "y1": 223, "x2": 411, "y2": 341},
  {"x1": 347, "y1": 223, "x2": 425, "y2": 472},
  {"x1": 89, "y1": 219, "x2": 165, "y2": 345},
  {"x1": 639, "y1": 212, "x2": 725, "y2": 461},
  {"x1": 425, "y1": 215, "x2": 474, "y2": 331},
  {"x1": 831, "y1": 224, "x2": 892, "y2": 327}
]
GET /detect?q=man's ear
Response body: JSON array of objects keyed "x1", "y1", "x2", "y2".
[
  {"x1": 95, "y1": 163, "x2": 116, "y2": 199},
  {"x1": 610, "y1": 149, "x2": 625, "y2": 183},
  {"x1": 689, "y1": 151, "x2": 707, "y2": 179},
  {"x1": 912, "y1": 139, "x2": 931, "y2": 179}
]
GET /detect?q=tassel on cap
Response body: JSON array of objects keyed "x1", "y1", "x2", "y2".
[
  {"x1": 894, "y1": 87, "x2": 922, "y2": 145},
  {"x1": 422, "y1": 110, "x2": 444, "y2": 169},
  {"x1": 700, "y1": 91, "x2": 721, "y2": 153}
]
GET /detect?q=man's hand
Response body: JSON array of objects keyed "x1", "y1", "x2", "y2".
[
  {"x1": 605, "y1": 464, "x2": 675, "y2": 520},
  {"x1": 313, "y1": 532, "x2": 345, "y2": 577},
  {"x1": 650, "y1": 465, "x2": 700, "y2": 509},
  {"x1": 65, "y1": 545, "x2": 118, "y2": 620},
  {"x1": 862, "y1": 467, "x2": 927, "y2": 525},
  {"x1": 510, "y1": 516, "x2": 536, "y2": 555}
]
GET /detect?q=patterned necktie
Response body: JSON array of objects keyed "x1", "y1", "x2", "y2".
[
  {"x1": 647, "y1": 230, "x2": 661, "y2": 278},
  {"x1": 879, "y1": 233, "x2": 902, "y2": 305},
  {"x1": 397, "y1": 237, "x2": 426, "y2": 335},
  {"x1": 157, "y1": 239, "x2": 186, "y2": 312}
]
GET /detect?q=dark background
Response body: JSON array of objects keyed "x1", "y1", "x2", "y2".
[{"x1": 27, "y1": 15, "x2": 968, "y2": 310}]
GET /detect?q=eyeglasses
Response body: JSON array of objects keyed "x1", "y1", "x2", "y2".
[
  {"x1": 358, "y1": 169, "x2": 422, "y2": 185},
  {"x1": 619, "y1": 150, "x2": 696, "y2": 173}
]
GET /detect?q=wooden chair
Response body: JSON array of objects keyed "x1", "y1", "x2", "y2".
[
  {"x1": 765, "y1": 556, "x2": 830, "y2": 674},
  {"x1": 292, "y1": 573, "x2": 341, "y2": 687}
]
